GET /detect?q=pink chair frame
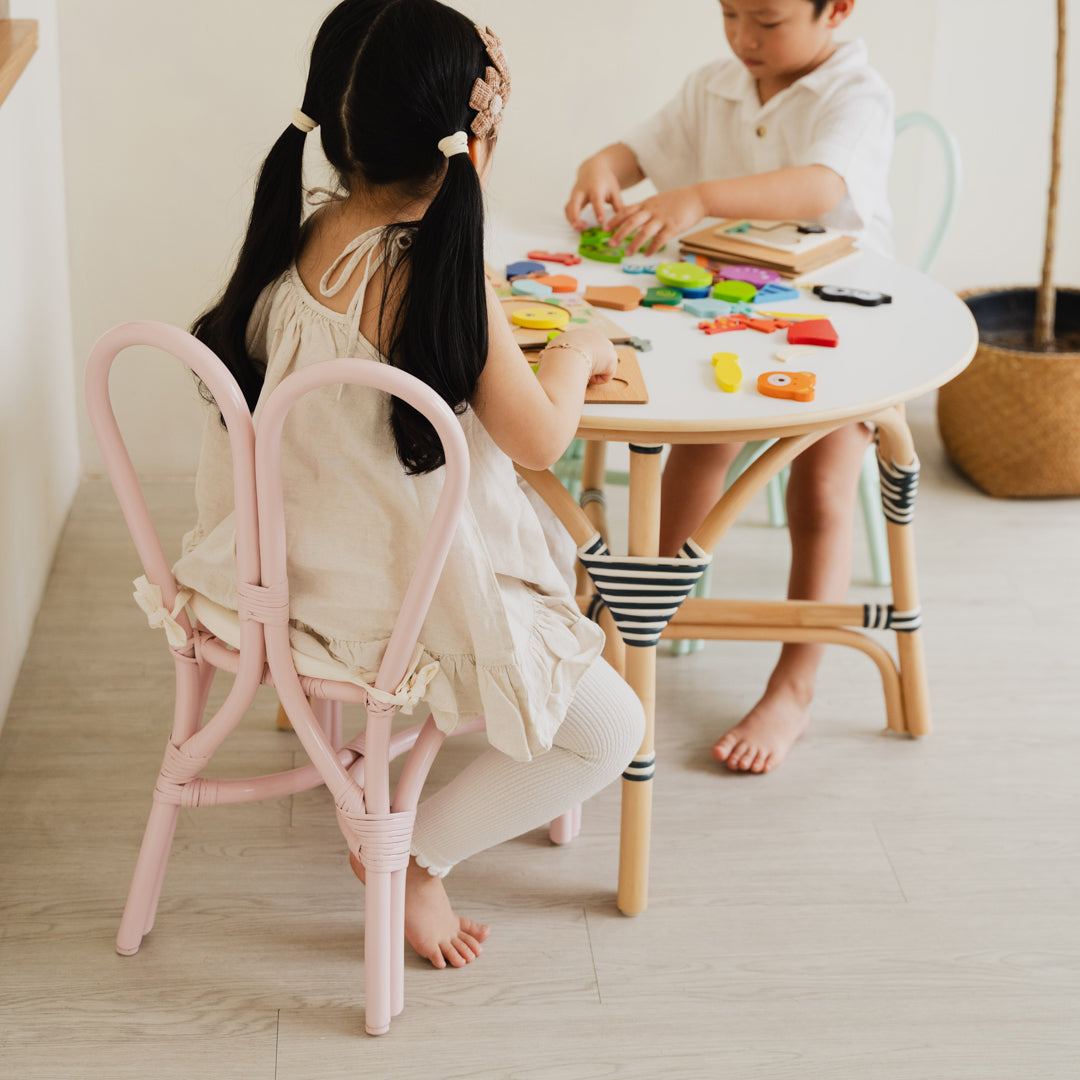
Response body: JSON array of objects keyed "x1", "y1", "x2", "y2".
[{"x1": 85, "y1": 321, "x2": 499, "y2": 1035}]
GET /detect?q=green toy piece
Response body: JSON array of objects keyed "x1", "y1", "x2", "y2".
[
  {"x1": 712, "y1": 280, "x2": 758, "y2": 303},
  {"x1": 642, "y1": 287, "x2": 682, "y2": 308},
  {"x1": 579, "y1": 227, "x2": 628, "y2": 263},
  {"x1": 655, "y1": 262, "x2": 714, "y2": 291}
]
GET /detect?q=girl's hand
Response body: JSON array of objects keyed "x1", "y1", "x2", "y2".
[
  {"x1": 607, "y1": 185, "x2": 707, "y2": 256},
  {"x1": 552, "y1": 327, "x2": 618, "y2": 385},
  {"x1": 565, "y1": 158, "x2": 626, "y2": 231}
]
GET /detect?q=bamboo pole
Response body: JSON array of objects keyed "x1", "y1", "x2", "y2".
[{"x1": 1035, "y1": 0, "x2": 1066, "y2": 350}]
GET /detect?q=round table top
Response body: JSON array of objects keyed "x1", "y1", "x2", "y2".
[{"x1": 489, "y1": 218, "x2": 978, "y2": 440}]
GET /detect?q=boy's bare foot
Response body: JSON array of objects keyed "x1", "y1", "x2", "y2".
[
  {"x1": 349, "y1": 852, "x2": 490, "y2": 969},
  {"x1": 711, "y1": 683, "x2": 810, "y2": 773}
]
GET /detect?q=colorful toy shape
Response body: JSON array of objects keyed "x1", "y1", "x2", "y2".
[
  {"x1": 711, "y1": 352, "x2": 742, "y2": 393},
  {"x1": 683, "y1": 298, "x2": 734, "y2": 319},
  {"x1": 775, "y1": 344, "x2": 816, "y2": 362},
  {"x1": 622, "y1": 256, "x2": 665, "y2": 274},
  {"x1": 527, "y1": 249, "x2": 582, "y2": 266},
  {"x1": 511, "y1": 305, "x2": 571, "y2": 331},
  {"x1": 748, "y1": 317, "x2": 793, "y2": 334},
  {"x1": 720, "y1": 265, "x2": 782, "y2": 287},
  {"x1": 678, "y1": 285, "x2": 713, "y2": 299},
  {"x1": 655, "y1": 262, "x2": 714, "y2": 291},
  {"x1": 787, "y1": 318, "x2": 839, "y2": 347},
  {"x1": 535, "y1": 274, "x2": 578, "y2": 293},
  {"x1": 511, "y1": 278, "x2": 554, "y2": 298},
  {"x1": 583, "y1": 285, "x2": 643, "y2": 311},
  {"x1": 642, "y1": 287, "x2": 682, "y2": 308},
  {"x1": 506, "y1": 259, "x2": 547, "y2": 280},
  {"x1": 755, "y1": 282, "x2": 801, "y2": 304},
  {"x1": 758, "y1": 370, "x2": 816, "y2": 402},
  {"x1": 812, "y1": 284, "x2": 892, "y2": 306},
  {"x1": 579, "y1": 227, "x2": 628, "y2": 263},
  {"x1": 699, "y1": 314, "x2": 750, "y2": 335},
  {"x1": 712, "y1": 280, "x2": 758, "y2": 304}
]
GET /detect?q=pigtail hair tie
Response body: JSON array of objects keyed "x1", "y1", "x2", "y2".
[
  {"x1": 438, "y1": 131, "x2": 470, "y2": 158},
  {"x1": 291, "y1": 108, "x2": 318, "y2": 133}
]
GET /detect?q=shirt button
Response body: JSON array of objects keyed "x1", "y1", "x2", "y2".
[{"x1": 756, "y1": 125, "x2": 767, "y2": 138}]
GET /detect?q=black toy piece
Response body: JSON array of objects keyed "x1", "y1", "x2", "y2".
[
  {"x1": 797, "y1": 223, "x2": 827, "y2": 234},
  {"x1": 813, "y1": 285, "x2": 893, "y2": 307}
]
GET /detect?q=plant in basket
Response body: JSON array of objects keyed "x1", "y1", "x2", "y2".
[{"x1": 937, "y1": 0, "x2": 1080, "y2": 497}]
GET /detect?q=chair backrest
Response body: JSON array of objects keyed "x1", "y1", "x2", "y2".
[{"x1": 894, "y1": 111, "x2": 963, "y2": 274}]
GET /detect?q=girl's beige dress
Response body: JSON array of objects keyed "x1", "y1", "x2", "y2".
[{"x1": 173, "y1": 226, "x2": 603, "y2": 763}]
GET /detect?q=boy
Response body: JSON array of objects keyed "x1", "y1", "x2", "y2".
[{"x1": 565, "y1": 0, "x2": 894, "y2": 774}]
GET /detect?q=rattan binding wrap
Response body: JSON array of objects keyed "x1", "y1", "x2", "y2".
[{"x1": 937, "y1": 287, "x2": 1080, "y2": 497}]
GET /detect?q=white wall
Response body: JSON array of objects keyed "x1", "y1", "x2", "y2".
[
  {"x1": 0, "y1": 0, "x2": 80, "y2": 725},
  {"x1": 56, "y1": 0, "x2": 1080, "y2": 479}
]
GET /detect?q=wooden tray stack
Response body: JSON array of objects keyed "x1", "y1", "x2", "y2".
[{"x1": 680, "y1": 219, "x2": 857, "y2": 278}]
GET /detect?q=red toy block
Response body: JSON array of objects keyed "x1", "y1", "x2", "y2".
[
  {"x1": 528, "y1": 250, "x2": 583, "y2": 266},
  {"x1": 699, "y1": 314, "x2": 750, "y2": 335},
  {"x1": 787, "y1": 318, "x2": 838, "y2": 347}
]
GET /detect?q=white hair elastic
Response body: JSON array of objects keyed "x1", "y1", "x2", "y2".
[
  {"x1": 292, "y1": 108, "x2": 318, "y2": 133},
  {"x1": 437, "y1": 131, "x2": 470, "y2": 158}
]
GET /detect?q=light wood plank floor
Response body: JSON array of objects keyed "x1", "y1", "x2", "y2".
[{"x1": 2, "y1": 397, "x2": 1079, "y2": 1079}]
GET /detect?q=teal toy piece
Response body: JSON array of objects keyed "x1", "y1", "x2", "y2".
[
  {"x1": 683, "y1": 298, "x2": 734, "y2": 319},
  {"x1": 511, "y1": 278, "x2": 554, "y2": 298},
  {"x1": 655, "y1": 262, "x2": 714, "y2": 291},
  {"x1": 642, "y1": 287, "x2": 682, "y2": 308}
]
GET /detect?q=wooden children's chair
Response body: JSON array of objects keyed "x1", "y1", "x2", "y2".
[{"x1": 87, "y1": 322, "x2": 493, "y2": 1035}]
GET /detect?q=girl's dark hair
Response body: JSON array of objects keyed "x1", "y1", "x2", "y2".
[
  {"x1": 192, "y1": 0, "x2": 491, "y2": 474},
  {"x1": 810, "y1": 0, "x2": 830, "y2": 13}
]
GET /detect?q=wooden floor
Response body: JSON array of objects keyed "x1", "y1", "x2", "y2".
[{"x1": 2, "y1": 397, "x2": 1079, "y2": 1079}]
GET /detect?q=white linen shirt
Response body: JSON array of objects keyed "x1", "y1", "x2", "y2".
[{"x1": 623, "y1": 40, "x2": 894, "y2": 255}]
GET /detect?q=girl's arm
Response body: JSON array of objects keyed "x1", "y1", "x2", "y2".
[
  {"x1": 472, "y1": 283, "x2": 618, "y2": 471},
  {"x1": 607, "y1": 165, "x2": 847, "y2": 256},
  {"x1": 565, "y1": 143, "x2": 647, "y2": 231}
]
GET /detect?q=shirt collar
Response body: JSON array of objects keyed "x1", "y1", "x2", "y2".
[{"x1": 706, "y1": 39, "x2": 868, "y2": 104}]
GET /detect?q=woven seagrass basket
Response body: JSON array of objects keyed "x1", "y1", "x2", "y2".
[{"x1": 937, "y1": 287, "x2": 1080, "y2": 497}]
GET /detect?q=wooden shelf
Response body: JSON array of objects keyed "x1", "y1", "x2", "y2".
[{"x1": 0, "y1": 19, "x2": 37, "y2": 110}]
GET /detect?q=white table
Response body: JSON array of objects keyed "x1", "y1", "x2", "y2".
[{"x1": 491, "y1": 218, "x2": 978, "y2": 916}]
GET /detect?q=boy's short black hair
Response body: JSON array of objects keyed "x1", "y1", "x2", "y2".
[{"x1": 809, "y1": 0, "x2": 829, "y2": 13}]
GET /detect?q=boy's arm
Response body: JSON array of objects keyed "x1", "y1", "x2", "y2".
[
  {"x1": 607, "y1": 165, "x2": 847, "y2": 256},
  {"x1": 565, "y1": 143, "x2": 647, "y2": 231}
]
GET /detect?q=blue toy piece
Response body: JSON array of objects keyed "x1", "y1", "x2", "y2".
[
  {"x1": 511, "y1": 278, "x2": 554, "y2": 298},
  {"x1": 622, "y1": 257, "x2": 664, "y2": 274},
  {"x1": 683, "y1": 298, "x2": 734, "y2": 319},
  {"x1": 506, "y1": 259, "x2": 546, "y2": 280},
  {"x1": 755, "y1": 282, "x2": 801, "y2": 304},
  {"x1": 677, "y1": 285, "x2": 712, "y2": 299},
  {"x1": 730, "y1": 302, "x2": 757, "y2": 316}
]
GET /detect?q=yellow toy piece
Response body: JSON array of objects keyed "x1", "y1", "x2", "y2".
[
  {"x1": 511, "y1": 305, "x2": 571, "y2": 330},
  {"x1": 711, "y1": 351, "x2": 742, "y2": 392}
]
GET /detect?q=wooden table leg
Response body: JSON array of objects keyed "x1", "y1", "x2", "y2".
[
  {"x1": 873, "y1": 408, "x2": 930, "y2": 736},
  {"x1": 617, "y1": 443, "x2": 663, "y2": 916}
]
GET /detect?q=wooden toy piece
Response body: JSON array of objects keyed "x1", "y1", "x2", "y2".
[
  {"x1": 775, "y1": 344, "x2": 816, "y2": 362},
  {"x1": 655, "y1": 262, "x2": 714, "y2": 291},
  {"x1": 511, "y1": 305, "x2": 572, "y2": 330},
  {"x1": 584, "y1": 285, "x2": 644, "y2": 312},
  {"x1": 622, "y1": 256, "x2": 665, "y2": 274},
  {"x1": 642, "y1": 287, "x2": 682, "y2": 308},
  {"x1": 787, "y1": 318, "x2": 839, "y2": 347},
  {"x1": 528, "y1": 249, "x2": 582, "y2": 266},
  {"x1": 757, "y1": 309, "x2": 820, "y2": 320},
  {"x1": 699, "y1": 314, "x2": 750, "y2": 335},
  {"x1": 712, "y1": 280, "x2": 757, "y2": 304},
  {"x1": 757, "y1": 370, "x2": 816, "y2": 402},
  {"x1": 748, "y1": 318, "x2": 782, "y2": 334},
  {"x1": 512, "y1": 278, "x2": 554, "y2": 299},
  {"x1": 652, "y1": 304, "x2": 683, "y2": 312},
  {"x1": 719, "y1": 264, "x2": 782, "y2": 287},
  {"x1": 755, "y1": 281, "x2": 801, "y2": 303},
  {"x1": 584, "y1": 345, "x2": 649, "y2": 404},
  {"x1": 683, "y1": 298, "x2": 734, "y2": 319},
  {"x1": 506, "y1": 259, "x2": 547, "y2": 280},
  {"x1": 711, "y1": 352, "x2": 742, "y2": 393},
  {"x1": 535, "y1": 274, "x2": 578, "y2": 293}
]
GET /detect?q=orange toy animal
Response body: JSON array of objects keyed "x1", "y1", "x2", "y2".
[{"x1": 757, "y1": 370, "x2": 816, "y2": 402}]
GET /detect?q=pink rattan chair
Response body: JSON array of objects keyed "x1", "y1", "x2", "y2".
[{"x1": 86, "y1": 321, "x2": 507, "y2": 1035}]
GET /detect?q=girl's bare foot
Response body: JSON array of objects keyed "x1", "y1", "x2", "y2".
[
  {"x1": 711, "y1": 683, "x2": 810, "y2": 773},
  {"x1": 349, "y1": 852, "x2": 490, "y2": 969}
]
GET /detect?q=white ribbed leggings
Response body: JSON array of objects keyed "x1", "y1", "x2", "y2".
[{"x1": 411, "y1": 657, "x2": 646, "y2": 877}]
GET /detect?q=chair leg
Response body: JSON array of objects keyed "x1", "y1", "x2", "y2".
[
  {"x1": 671, "y1": 564, "x2": 709, "y2": 655},
  {"x1": 364, "y1": 868, "x2": 394, "y2": 1036},
  {"x1": 116, "y1": 800, "x2": 181, "y2": 955},
  {"x1": 549, "y1": 807, "x2": 577, "y2": 845},
  {"x1": 330, "y1": 700, "x2": 344, "y2": 750},
  {"x1": 766, "y1": 471, "x2": 788, "y2": 527},
  {"x1": 391, "y1": 866, "x2": 407, "y2": 1018},
  {"x1": 860, "y1": 446, "x2": 892, "y2": 587}
]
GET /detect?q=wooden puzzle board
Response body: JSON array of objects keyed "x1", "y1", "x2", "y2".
[
  {"x1": 712, "y1": 220, "x2": 844, "y2": 254},
  {"x1": 499, "y1": 296, "x2": 632, "y2": 349},
  {"x1": 585, "y1": 346, "x2": 648, "y2": 405}
]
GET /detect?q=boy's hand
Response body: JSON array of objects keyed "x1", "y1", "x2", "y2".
[
  {"x1": 607, "y1": 185, "x2": 706, "y2": 256},
  {"x1": 565, "y1": 158, "x2": 626, "y2": 231}
]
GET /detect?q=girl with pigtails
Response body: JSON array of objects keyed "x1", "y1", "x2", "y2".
[{"x1": 173, "y1": 0, "x2": 644, "y2": 969}]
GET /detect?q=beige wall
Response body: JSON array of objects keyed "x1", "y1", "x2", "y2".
[
  {"x1": 1, "y1": 0, "x2": 80, "y2": 724},
  {"x1": 55, "y1": 0, "x2": 1080, "y2": 480}
]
